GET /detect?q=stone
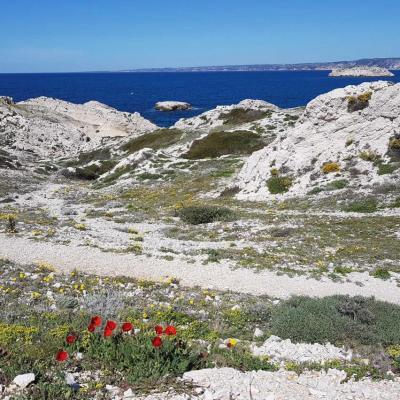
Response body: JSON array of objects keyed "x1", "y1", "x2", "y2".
[{"x1": 12, "y1": 373, "x2": 35, "y2": 388}]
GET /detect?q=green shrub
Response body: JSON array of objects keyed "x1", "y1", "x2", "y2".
[
  {"x1": 183, "y1": 130, "x2": 265, "y2": 159},
  {"x1": 271, "y1": 295, "x2": 400, "y2": 346},
  {"x1": 219, "y1": 108, "x2": 271, "y2": 125},
  {"x1": 389, "y1": 138, "x2": 400, "y2": 150},
  {"x1": 328, "y1": 179, "x2": 348, "y2": 190},
  {"x1": 121, "y1": 129, "x2": 183, "y2": 154},
  {"x1": 82, "y1": 333, "x2": 201, "y2": 385},
  {"x1": 378, "y1": 163, "x2": 398, "y2": 175},
  {"x1": 359, "y1": 151, "x2": 380, "y2": 162},
  {"x1": 266, "y1": 176, "x2": 293, "y2": 194},
  {"x1": 347, "y1": 92, "x2": 372, "y2": 112},
  {"x1": 177, "y1": 205, "x2": 235, "y2": 225},
  {"x1": 344, "y1": 199, "x2": 378, "y2": 213}
]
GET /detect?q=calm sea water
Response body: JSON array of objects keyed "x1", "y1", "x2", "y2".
[{"x1": 0, "y1": 71, "x2": 399, "y2": 127}]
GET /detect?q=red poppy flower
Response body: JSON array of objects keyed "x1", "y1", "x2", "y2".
[
  {"x1": 56, "y1": 350, "x2": 69, "y2": 362},
  {"x1": 91, "y1": 316, "x2": 102, "y2": 327},
  {"x1": 104, "y1": 327, "x2": 113, "y2": 337},
  {"x1": 152, "y1": 336, "x2": 163, "y2": 348},
  {"x1": 66, "y1": 334, "x2": 77, "y2": 344},
  {"x1": 164, "y1": 325, "x2": 177, "y2": 336},
  {"x1": 106, "y1": 320, "x2": 117, "y2": 331},
  {"x1": 154, "y1": 325, "x2": 163, "y2": 335},
  {"x1": 122, "y1": 322, "x2": 133, "y2": 332},
  {"x1": 88, "y1": 323, "x2": 96, "y2": 333}
]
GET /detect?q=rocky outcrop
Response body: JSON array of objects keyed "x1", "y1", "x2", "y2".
[
  {"x1": 155, "y1": 101, "x2": 191, "y2": 111},
  {"x1": 0, "y1": 97, "x2": 157, "y2": 159},
  {"x1": 174, "y1": 99, "x2": 282, "y2": 132},
  {"x1": 236, "y1": 81, "x2": 400, "y2": 200},
  {"x1": 329, "y1": 67, "x2": 394, "y2": 77}
]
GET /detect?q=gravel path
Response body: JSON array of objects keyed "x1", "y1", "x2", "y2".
[{"x1": 1, "y1": 234, "x2": 400, "y2": 303}]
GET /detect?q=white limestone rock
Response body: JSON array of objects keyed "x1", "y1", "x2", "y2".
[
  {"x1": 12, "y1": 373, "x2": 35, "y2": 388},
  {"x1": 0, "y1": 96, "x2": 157, "y2": 159},
  {"x1": 236, "y1": 81, "x2": 400, "y2": 200},
  {"x1": 329, "y1": 66, "x2": 394, "y2": 77},
  {"x1": 155, "y1": 101, "x2": 192, "y2": 111},
  {"x1": 251, "y1": 335, "x2": 352, "y2": 363}
]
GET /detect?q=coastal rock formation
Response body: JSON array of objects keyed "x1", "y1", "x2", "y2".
[
  {"x1": 155, "y1": 101, "x2": 191, "y2": 111},
  {"x1": 236, "y1": 81, "x2": 400, "y2": 200},
  {"x1": 329, "y1": 66, "x2": 394, "y2": 77},
  {"x1": 0, "y1": 96, "x2": 157, "y2": 159},
  {"x1": 174, "y1": 99, "x2": 282, "y2": 132}
]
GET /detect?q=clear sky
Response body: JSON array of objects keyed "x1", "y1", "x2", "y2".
[{"x1": 1, "y1": 0, "x2": 399, "y2": 72}]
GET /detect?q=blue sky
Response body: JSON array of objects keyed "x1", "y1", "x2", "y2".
[{"x1": 1, "y1": 0, "x2": 399, "y2": 72}]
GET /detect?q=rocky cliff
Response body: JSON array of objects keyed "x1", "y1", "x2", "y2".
[
  {"x1": 236, "y1": 81, "x2": 400, "y2": 200},
  {"x1": 0, "y1": 96, "x2": 157, "y2": 160}
]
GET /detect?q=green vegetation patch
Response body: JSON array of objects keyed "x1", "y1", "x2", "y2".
[
  {"x1": 344, "y1": 199, "x2": 378, "y2": 213},
  {"x1": 177, "y1": 205, "x2": 236, "y2": 225},
  {"x1": 183, "y1": 130, "x2": 265, "y2": 159},
  {"x1": 266, "y1": 176, "x2": 293, "y2": 194},
  {"x1": 271, "y1": 295, "x2": 400, "y2": 346},
  {"x1": 219, "y1": 108, "x2": 272, "y2": 125},
  {"x1": 121, "y1": 128, "x2": 183, "y2": 154}
]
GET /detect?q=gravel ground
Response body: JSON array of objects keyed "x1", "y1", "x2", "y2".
[{"x1": 1, "y1": 234, "x2": 399, "y2": 303}]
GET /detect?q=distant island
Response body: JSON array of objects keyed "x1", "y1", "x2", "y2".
[
  {"x1": 119, "y1": 57, "x2": 400, "y2": 73},
  {"x1": 329, "y1": 66, "x2": 394, "y2": 77}
]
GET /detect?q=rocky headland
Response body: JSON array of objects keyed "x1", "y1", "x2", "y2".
[{"x1": 329, "y1": 66, "x2": 394, "y2": 77}]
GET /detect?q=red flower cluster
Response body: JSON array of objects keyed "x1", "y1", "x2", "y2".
[
  {"x1": 151, "y1": 324, "x2": 177, "y2": 348},
  {"x1": 55, "y1": 316, "x2": 176, "y2": 361}
]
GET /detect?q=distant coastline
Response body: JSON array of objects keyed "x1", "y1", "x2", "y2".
[{"x1": 118, "y1": 57, "x2": 400, "y2": 73}]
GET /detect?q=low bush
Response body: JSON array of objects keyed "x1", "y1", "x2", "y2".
[
  {"x1": 322, "y1": 162, "x2": 340, "y2": 174},
  {"x1": 183, "y1": 130, "x2": 265, "y2": 159},
  {"x1": 177, "y1": 205, "x2": 236, "y2": 225},
  {"x1": 389, "y1": 138, "x2": 400, "y2": 150},
  {"x1": 359, "y1": 151, "x2": 380, "y2": 162},
  {"x1": 347, "y1": 92, "x2": 372, "y2": 112},
  {"x1": 344, "y1": 199, "x2": 378, "y2": 213},
  {"x1": 270, "y1": 295, "x2": 400, "y2": 346},
  {"x1": 327, "y1": 179, "x2": 348, "y2": 190},
  {"x1": 377, "y1": 162, "x2": 398, "y2": 175},
  {"x1": 266, "y1": 176, "x2": 293, "y2": 194},
  {"x1": 370, "y1": 267, "x2": 391, "y2": 280}
]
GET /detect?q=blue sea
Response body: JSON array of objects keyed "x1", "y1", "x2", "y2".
[{"x1": 0, "y1": 71, "x2": 399, "y2": 127}]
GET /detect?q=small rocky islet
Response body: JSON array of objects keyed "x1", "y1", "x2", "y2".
[{"x1": 1, "y1": 80, "x2": 400, "y2": 399}]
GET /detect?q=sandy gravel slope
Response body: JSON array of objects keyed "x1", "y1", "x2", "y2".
[{"x1": 0, "y1": 234, "x2": 399, "y2": 303}]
